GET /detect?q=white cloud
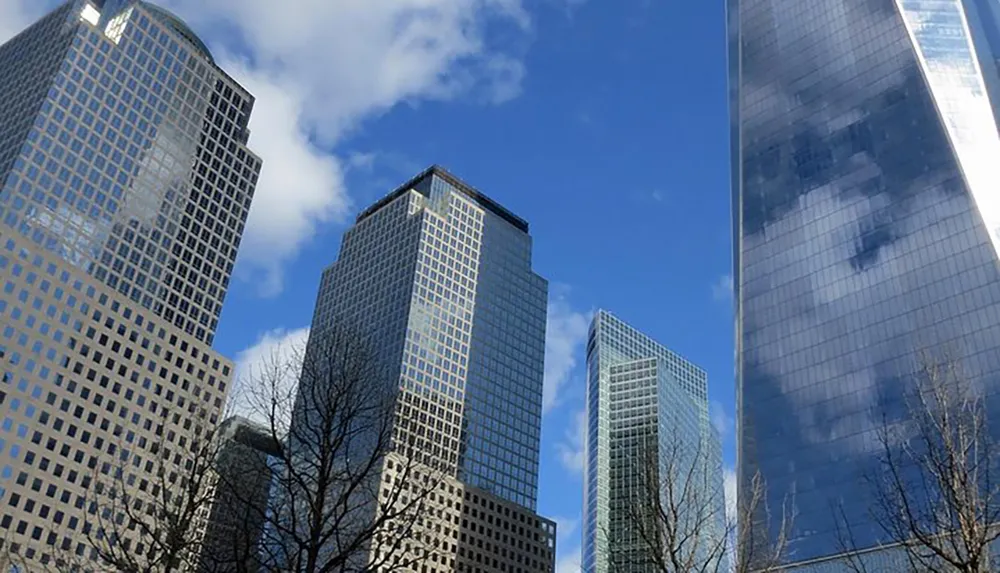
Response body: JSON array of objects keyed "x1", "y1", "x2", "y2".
[
  {"x1": 724, "y1": 466, "x2": 737, "y2": 525},
  {"x1": 711, "y1": 400, "x2": 734, "y2": 440},
  {"x1": 0, "y1": 1, "x2": 44, "y2": 43},
  {"x1": 552, "y1": 515, "x2": 580, "y2": 543},
  {"x1": 167, "y1": 0, "x2": 529, "y2": 140},
  {"x1": 228, "y1": 327, "x2": 311, "y2": 425},
  {"x1": 544, "y1": 292, "x2": 590, "y2": 413},
  {"x1": 157, "y1": 0, "x2": 532, "y2": 293},
  {"x1": 555, "y1": 544, "x2": 581, "y2": 573},
  {"x1": 221, "y1": 68, "x2": 349, "y2": 295},
  {"x1": 712, "y1": 274, "x2": 734, "y2": 302},
  {"x1": 557, "y1": 408, "x2": 587, "y2": 475}
]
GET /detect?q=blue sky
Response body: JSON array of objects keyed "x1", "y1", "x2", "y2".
[{"x1": 0, "y1": 0, "x2": 733, "y2": 569}]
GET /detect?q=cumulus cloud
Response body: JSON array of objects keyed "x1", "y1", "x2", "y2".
[
  {"x1": 710, "y1": 400, "x2": 734, "y2": 440},
  {"x1": 557, "y1": 408, "x2": 587, "y2": 475},
  {"x1": 712, "y1": 274, "x2": 734, "y2": 302},
  {"x1": 228, "y1": 327, "x2": 311, "y2": 425},
  {"x1": 724, "y1": 466, "x2": 737, "y2": 525},
  {"x1": 156, "y1": 0, "x2": 532, "y2": 292},
  {"x1": 166, "y1": 0, "x2": 529, "y2": 139},
  {"x1": 3, "y1": 0, "x2": 533, "y2": 294},
  {"x1": 218, "y1": 68, "x2": 350, "y2": 295},
  {"x1": 544, "y1": 291, "x2": 591, "y2": 413}
]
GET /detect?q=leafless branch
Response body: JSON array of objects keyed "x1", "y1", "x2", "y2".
[
  {"x1": 733, "y1": 467, "x2": 791, "y2": 573},
  {"x1": 75, "y1": 409, "x2": 220, "y2": 573},
  {"x1": 604, "y1": 423, "x2": 731, "y2": 573},
  {"x1": 837, "y1": 353, "x2": 1000, "y2": 573},
  {"x1": 226, "y1": 323, "x2": 446, "y2": 573}
]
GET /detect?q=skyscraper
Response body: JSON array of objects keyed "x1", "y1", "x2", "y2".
[
  {"x1": 582, "y1": 310, "x2": 726, "y2": 573},
  {"x1": 0, "y1": 0, "x2": 259, "y2": 566},
  {"x1": 301, "y1": 165, "x2": 555, "y2": 571},
  {"x1": 731, "y1": 0, "x2": 1000, "y2": 567}
]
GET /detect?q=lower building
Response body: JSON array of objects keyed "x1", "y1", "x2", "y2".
[
  {"x1": 377, "y1": 455, "x2": 556, "y2": 573},
  {"x1": 195, "y1": 416, "x2": 280, "y2": 573}
]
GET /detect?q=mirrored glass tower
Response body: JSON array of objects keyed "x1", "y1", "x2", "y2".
[{"x1": 731, "y1": 0, "x2": 1000, "y2": 567}]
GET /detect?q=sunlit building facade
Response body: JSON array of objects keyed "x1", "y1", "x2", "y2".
[
  {"x1": 582, "y1": 311, "x2": 725, "y2": 573},
  {"x1": 302, "y1": 165, "x2": 555, "y2": 572},
  {"x1": 0, "y1": 0, "x2": 259, "y2": 566},
  {"x1": 731, "y1": 0, "x2": 1000, "y2": 568}
]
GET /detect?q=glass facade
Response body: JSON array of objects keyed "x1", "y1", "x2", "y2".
[
  {"x1": 197, "y1": 416, "x2": 281, "y2": 572},
  {"x1": 306, "y1": 166, "x2": 548, "y2": 510},
  {"x1": 0, "y1": 1, "x2": 258, "y2": 566},
  {"x1": 583, "y1": 311, "x2": 724, "y2": 573},
  {"x1": 0, "y1": 0, "x2": 260, "y2": 346},
  {"x1": 731, "y1": 0, "x2": 1000, "y2": 566}
]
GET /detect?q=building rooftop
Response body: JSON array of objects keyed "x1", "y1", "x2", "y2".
[
  {"x1": 356, "y1": 165, "x2": 530, "y2": 233},
  {"x1": 140, "y1": 2, "x2": 214, "y2": 64}
]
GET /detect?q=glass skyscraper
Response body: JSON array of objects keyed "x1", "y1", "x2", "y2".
[
  {"x1": 302, "y1": 165, "x2": 555, "y2": 571},
  {"x1": 582, "y1": 310, "x2": 725, "y2": 573},
  {"x1": 0, "y1": 0, "x2": 258, "y2": 566},
  {"x1": 731, "y1": 0, "x2": 1000, "y2": 567}
]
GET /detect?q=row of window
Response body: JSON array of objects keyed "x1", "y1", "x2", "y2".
[{"x1": 0, "y1": 230, "x2": 231, "y2": 564}]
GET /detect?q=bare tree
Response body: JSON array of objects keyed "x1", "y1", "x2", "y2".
[
  {"x1": 837, "y1": 354, "x2": 1000, "y2": 573},
  {"x1": 229, "y1": 324, "x2": 445, "y2": 573},
  {"x1": 72, "y1": 411, "x2": 221, "y2": 573},
  {"x1": 733, "y1": 469, "x2": 791, "y2": 573},
  {"x1": 604, "y1": 425, "x2": 729, "y2": 573},
  {"x1": 604, "y1": 423, "x2": 790, "y2": 573},
  {"x1": 64, "y1": 323, "x2": 445, "y2": 573}
]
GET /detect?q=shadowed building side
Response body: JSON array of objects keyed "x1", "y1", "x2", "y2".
[{"x1": 196, "y1": 417, "x2": 281, "y2": 573}]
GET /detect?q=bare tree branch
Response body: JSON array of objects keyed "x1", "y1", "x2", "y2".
[
  {"x1": 733, "y1": 468, "x2": 791, "y2": 573},
  {"x1": 837, "y1": 353, "x2": 1000, "y2": 573},
  {"x1": 604, "y1": 422, "x2": 733, "y2": 573},
  {"x1": 73, "y1": 409, "x2": 220, "y2": 573},
  {"x1": 226, "y1": 323, "x2": 446, "y2": 573}
]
